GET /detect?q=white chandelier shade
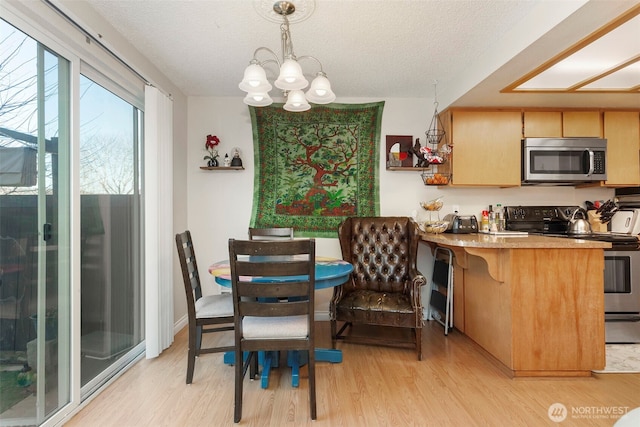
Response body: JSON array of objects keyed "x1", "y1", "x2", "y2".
[
  {"x1": 274, "y1": 59, "x2": 309, "y2": 90},
  {"x1": 238, "y1": 63, "x2": 273, "y2": 93},
  {"x1": 306, "y1": 72, "x2": 336, "y2": 103},
  {"x1": 282, "y1": 89, "x2": 311, "y2": 113},
  {"x1": 283, "y1": 89, "x2": 311, "y2": 112},
  {"x1": 243, "y1": 92, "x2": 274, "y2": 107},
  {"x1": 238, "y1": 1, "x2": 335, "y2": 111}
]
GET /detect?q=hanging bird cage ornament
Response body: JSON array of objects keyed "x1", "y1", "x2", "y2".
[
  {"x1": 420, "y1": 80, "x2": 451, "y2": 185},
  {"x1": 425, "y1": 80, "x2": 449, "y2": 156},
  {"x1": 426, "y1": 102, "x2": 446, "y2": 147}
]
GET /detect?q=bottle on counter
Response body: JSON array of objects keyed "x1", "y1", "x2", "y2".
[
  {"x1": 496, "y1": 203, "x2": 505, "y2": 231},
  {"x1": 481, "y1": 210, "x2": 490, "y2": 232},
  {"x1": 488, "y1": 205, "x2": 497, "y2": 232}
]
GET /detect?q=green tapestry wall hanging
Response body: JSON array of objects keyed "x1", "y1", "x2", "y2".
[{"x1": 249, "y1": 102, "x2": 384, "y2": 238}]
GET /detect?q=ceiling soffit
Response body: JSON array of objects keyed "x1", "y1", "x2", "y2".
[{"x1": 504, "y1": 4, "x2": 640, "y2": 94}]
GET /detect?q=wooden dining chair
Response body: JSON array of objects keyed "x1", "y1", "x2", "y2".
[
  {"x1": 228, "y1": 238, "x2": 316, "y2": 423},
  {"x1": 175, "y1": 231, "x2": 235, "y2": 384},
  {"x1": 248, "y1": 227, "x2": 294, "y2": 240}
]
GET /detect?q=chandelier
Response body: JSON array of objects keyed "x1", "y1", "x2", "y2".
[{"x1": 238, "y1": 1, "x2": 335, "y2": 112}]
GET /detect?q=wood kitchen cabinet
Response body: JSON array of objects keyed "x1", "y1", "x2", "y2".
[
  {"x1": 448, "y1": 110, "x2": 522, "y2": 186},
  {"x1": 523, "y1": 110, "x2": 603, "y2": 138},
  {"x1": 442, "y1": 108, "x2": 638, "y2": 188},
  {"x1": 562, "y1": 111, "x2": 603, "y2": 137},
  {"x1": 603, "y1": 111, "x2": 640, "y2": 186},
  {"x1": 523, "y1": 111, "x2": 562, "y2": 137}
]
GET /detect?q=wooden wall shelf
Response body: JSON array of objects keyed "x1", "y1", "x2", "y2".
[
  {"x1": 387, "y1": 167, "x2": 431, "y2": 171},
  {"x1": 199, "y1": 166, "x2": 244, "y2": 171}
]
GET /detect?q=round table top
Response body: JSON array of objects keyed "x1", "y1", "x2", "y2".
[{"x1": 209, "y1": 256, "x2": 353, "y2": 290}]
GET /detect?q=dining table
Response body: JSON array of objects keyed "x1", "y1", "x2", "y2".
[{"x1": 208, "y1": 255, "x2": 353, "y2": 389}]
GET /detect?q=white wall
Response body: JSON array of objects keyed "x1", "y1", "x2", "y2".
[
  {"x1": 186, "y1": 95, "x2": 615, "y2": 317},
  {"x1": 17, "y1": 0, "x2": 615, "y2": 331}
]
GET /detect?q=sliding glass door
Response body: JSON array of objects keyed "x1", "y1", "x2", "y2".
[
  {"x1": 78, "y1": 74, "x2": 143, "y2": 394},
  {"x1": 0, "y1": 19, "x2": 71, "y2": 424},
  {"x1": 1, "y1": 16, "x2": 145, "y2": 425}
]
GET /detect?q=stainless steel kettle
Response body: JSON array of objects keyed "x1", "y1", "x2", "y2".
[{"x1": 569, "y1": 208, "x2": 592, "y2": 234}]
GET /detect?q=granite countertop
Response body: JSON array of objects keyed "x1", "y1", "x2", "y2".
[{"x1": 419, "y1": 232, "x2": 611, "y2": 249}]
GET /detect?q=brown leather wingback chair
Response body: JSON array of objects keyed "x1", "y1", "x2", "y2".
[{"x1": 330, "y1": 216, "x2": 427, "y2": 360}]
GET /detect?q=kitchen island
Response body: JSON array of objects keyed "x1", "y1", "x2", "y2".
[{"x1": 420, "y1": 233, "x2": 610, "y2": 378}]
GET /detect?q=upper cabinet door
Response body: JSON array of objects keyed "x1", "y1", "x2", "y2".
[
  {"x1": 450, "y1": 110, "x2": 522, "y2": 187},
  {"x1": 604, "y1": 111, "x2": 640, "y2": 187},
  {"x1": 562, "y1": 111, "x2": 603, "y2": 137},
  {"x1": 523, "y1": 111, "x2": 562, "y2": 137}
]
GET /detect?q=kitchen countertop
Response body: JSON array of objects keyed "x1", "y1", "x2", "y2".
[{"x1": 419, "y1": 232, "x2": 611, "y2": 249}]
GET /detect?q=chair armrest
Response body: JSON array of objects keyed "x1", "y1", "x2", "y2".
[{"x1": 408, "y1": 273, "x2": 427, "y2": 308}]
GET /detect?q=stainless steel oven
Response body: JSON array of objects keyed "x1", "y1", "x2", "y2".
[
  {"x1": 604, "y1": 250, "x2": 640, "y2": 314},
  {"x1": 605, "y1": 189, "x2": 640, "y2": 342},
  {"x1": 604, "y1": 248, "x2": 640, "y2": 343}
]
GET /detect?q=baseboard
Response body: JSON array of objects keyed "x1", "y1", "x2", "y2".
[
  {"x1": 174, "y1": 314, "x2": 188, "y2": 335},
  {"x1": 315, "y1": 310, "x2": 330, "y2": 321}
]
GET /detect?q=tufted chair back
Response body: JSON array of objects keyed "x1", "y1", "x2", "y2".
[
  {"x1": 331, "y1": 216, "x2": 426, "y2": 360},
  {"x1": 338, "y1": 216, "x2": 417, "y2": 295}
]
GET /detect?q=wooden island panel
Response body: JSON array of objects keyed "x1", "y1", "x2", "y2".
[
  {"x1": 509, "y1": 248, "x2": 605, "y2": 376},
  {"x1": 462, "y1": 252, "x2": 512, "y2": 368},
  {"x1": 420, "y1": 233, "x2": 607, "y2": 377}
]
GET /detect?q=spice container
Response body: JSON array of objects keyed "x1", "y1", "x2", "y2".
[{"x1": 481, "y1": 210, "x2": 490, "y2": 232}]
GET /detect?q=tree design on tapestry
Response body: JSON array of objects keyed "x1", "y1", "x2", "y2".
[
  {"x1": 250, "y1": 102, "x2": 383, "y2": 237},
  {"x1": 275, "y1": 122, "x2": 359, "y2": 217}
]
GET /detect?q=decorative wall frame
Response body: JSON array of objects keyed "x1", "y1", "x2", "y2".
[{"x1": 385, "y1": 135, "x2": 413, "y2": 168}]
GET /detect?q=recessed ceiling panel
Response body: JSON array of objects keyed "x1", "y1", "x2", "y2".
[
  {"x1": 580, "y1": 62, "x2": 640, "y2": 90},
  {"x1": 510, "y1": 6, "x2": 640, "y2": 92}
]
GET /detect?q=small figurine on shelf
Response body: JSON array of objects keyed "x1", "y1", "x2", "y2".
[
  {"x1": 412, "y1": 138, "x2": 430, "y2": 168},
  {"x1": 203, "y1": 134, "x2": 220, "y2": 167},
  {"x1": 223, "y1": 153, "x2": 231, "y2": 167},
  {"x1": 230, "y1": 147, "x2": 243, "y2": 167}
]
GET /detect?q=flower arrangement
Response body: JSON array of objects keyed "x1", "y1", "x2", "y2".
[{"x1": 204, "y1": 134, "x2": 220, "y2": 166}]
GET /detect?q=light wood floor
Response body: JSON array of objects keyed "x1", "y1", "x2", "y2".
[{"x1": 65, "y1": 321, "x2": 640, "y2": 426}]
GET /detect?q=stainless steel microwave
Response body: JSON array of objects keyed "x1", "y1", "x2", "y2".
[{"x1": 521, "y1": 137, "x2": 607, "y2": 184}]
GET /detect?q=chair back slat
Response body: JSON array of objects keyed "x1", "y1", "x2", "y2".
[
  {"x1": 236, "y1": 281, "x2": 311, "y2": 299},
  {"x1": 235, "y1": 259, "x2": 311, "y2": 277},
  {"x1": 239, "y1": 299, "x2": 309, "y2": 317},
  {"x1": 249, "y1": 227, "x2": 294, "y2": 240}
]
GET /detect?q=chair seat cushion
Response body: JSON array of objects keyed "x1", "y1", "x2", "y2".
[
  {"x1": 243, "y1": 315, "x2": 308, "y2": 339},
  {"x1": 195, "y1": 294, "x2": 234, "y2": 318},
  {"x1": 335, "y1": 290, "x2": 419, "y2": 328},
  {"x1": 337, "y1": 289, "x2": 414, "y2": 313}
]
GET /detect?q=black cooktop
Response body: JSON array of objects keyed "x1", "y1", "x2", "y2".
[
  {"x1": 504, "y1": 205, "x2": 640, "y2": 249},
  {"x1": 531, "y1": 231, "x2": 639, "y2": 247}
]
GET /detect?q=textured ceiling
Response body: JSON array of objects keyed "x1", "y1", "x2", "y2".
[{"x1": 76, "y1": 0, "x2": 640, "y2": 109}]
